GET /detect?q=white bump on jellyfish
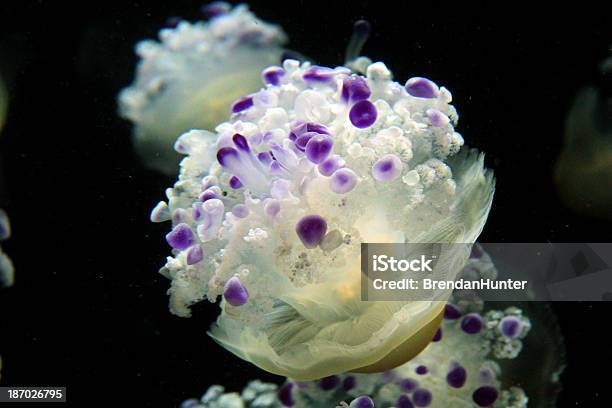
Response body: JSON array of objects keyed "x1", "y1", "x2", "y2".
[
  {"x1": 156, "y1": 59, "x2": 495, "y2": 380},
  {"x1": 118, "y1": 3, "x2": 287, "y2": 174},
  {"x1": 0, "y1": 209, "x2": 13, "y2": 288}
]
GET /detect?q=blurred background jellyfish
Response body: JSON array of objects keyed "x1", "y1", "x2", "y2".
[
  {"x1": 0, "y1": 208, "x2": 12, "y2": 381},
  {"x1": 118, "y1": 3, "x2": 288, "y2": 174},
  {"x1": 179, "y1": 253, "x2": 565, "y2": 407},
  {"x1": 0, "y1": 72, "x2": 12, "y2": 290},
  {"x1": 0, "y1": 208, "x2": 12, "y2": 288},
  {"x1": 152, "y1": 56, "x2": 495, "y2": 381},
  {"x1": 555, "y1": 53, "x2": 612, "y2": 220},
  {"x1": 0, "y1": 70, "x2": 11, "y2": 381}
]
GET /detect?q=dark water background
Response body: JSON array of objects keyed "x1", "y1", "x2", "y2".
[{"x1": 0, "y1": 1, "x2": 610, "y2": 406}]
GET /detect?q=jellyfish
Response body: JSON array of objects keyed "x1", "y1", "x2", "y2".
[
  {"x1": 119, "y1": 3, "x2": 288, "y2": 174},
  {"x1": 0, "y1": 208, "x2": 12, "y2": 288},
  {"x1": 179, "y1": 253, "x2": 565, "y2": 408},
  {"x1": 555, "y1": 53, "x2": 612, "y2": 220},
  {"x1": 152, "y1": 57, "x2": 495, "y2": 380}
]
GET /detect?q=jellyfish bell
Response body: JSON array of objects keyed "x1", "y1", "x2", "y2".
[
  {"x1": 119, "y1": 3, "x2": 288, "y2": 174},
  {"x1": 154, "y1": 57, "x2": 494, "y2": 380}
]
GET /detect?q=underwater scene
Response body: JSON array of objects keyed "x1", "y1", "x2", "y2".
[{"x1": 0, "y1": 1, "x2": 610, "y2": 407}]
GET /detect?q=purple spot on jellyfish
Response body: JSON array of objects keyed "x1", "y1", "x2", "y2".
[
  {"x1": 165, "y1": 223, "x2": 195, "y2": 251},
  {"x1": 269, "y1": 161, "x2": 283, "y2": 174},
  {"x1": 257, "y1": 151, "x2": 272, "y2": 165},
  {"x1": 444, "y1": 303, "x2": 462, "y2": 320},
  {"x1": 372, "y1": 154, "x2": 403, "y2": 182},
  {"x1": 396, "y1": 395, "x2": 414, "y2": 408},
  {"x1": 461, "y1": 313, "x2": 483, "y2": 334},
  {"x1": 231, "y1": 96, "x2": 254, "y2": 113},
  {"x1": 342, "y1": 76, "x2": 371, "y2": 103},
  {"x1": 223, "y1": 276, "x2": 249, "y2": 306},
  {"x1": 330, "y1": 168, "x2": 358, "y2": 194},
  {"x1": 351, "y1": 395, "x2": 375, "y2": 408},
  {"x1": 200, "y1": 189, "x2": 218, "y2": 202},
  {"x1": 500, "y1": 316, "x2": 522, "y2": 338},
  {"x1": 412, "y1": 388, "x2": 432, "y2": 407},
  {"x1": 318, "y1": 375, "x2": 340, "y2": 391},
  {"x1": 446, "y1": 364, "x2": 467, "y2": 388},
  {"x1": 231, "y1": 204, "x2": 249, "y2": 218},
  {"x1": 232, "y1": 133, "x2": 250, "y2": 152},
  {"x1": 264, "y1": 199, "x2": 281, "y2": 218},
  {"x1": 405, "y1": 77, "x2": 440, "y2": 99},
  {"x1": 186, "y1": 245, "x2": 204, "y2": 265},
  {"x1": 397, "y1": 378, "x2": 419, "y2": 392},
  {"x1": 262, "y1": 66, "x2": 285, "y2": 86},
  {"x1": 303, "y1": 66, "x2": 336, "y2": 82},
  {"x1": 415, "y1": 365, "x2": 428, "y2": 375},
  {"x1": 426, "y1": 108, "x2": 449, "y2": 127},
  {"x1": 229, "y1": 176, "x2": 243, "y2": 189},
  {"x1": 432, "y1": 327, "x2": 442, "y2": 342},
  {"x1": 305, "y1": 135, "x2": 333, "y2": 164},
  {"x1": 472, "y1": 386, "x2": 499, "y2": 407},
  {"x1": 342, "y1": 376, "x2": 356, "y2": 391},
  {"x1": 306, "y1": 122, "x2": 330, "y2": 135},
  {"x1": 296, "y1": 215, "x2": 327, "y2": 248},
  {"x1": 349, "y1": 100, "x2": 377, "y2": 128},
  {"x1": 318, "y1": 155, "x2": 345, "y2": 177},
  {"x1": 277, "y1": 382, "x2": 295, "y2": 407},
  {"x1": 295, "y1": 133, "x2": 314, "y2": 151},
  {"x1": 192, "y1": 204, "x2": 203, "y2": 221},
  {"x1": 217, "y1": 147, "x2": 240, "y2": 168}
]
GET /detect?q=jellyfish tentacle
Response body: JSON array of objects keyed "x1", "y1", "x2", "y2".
[{"x1": 345, "y1": 20, "x2": 372, "y2": 66}]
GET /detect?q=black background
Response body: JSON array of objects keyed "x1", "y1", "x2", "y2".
[{"x1": 0, "y1": 1, "x2": 610, "y2": 407}]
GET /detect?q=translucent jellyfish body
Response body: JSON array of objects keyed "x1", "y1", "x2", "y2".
[
  {"x1": 193, "y1": 303, "x2": 531, "y2": 408},
  {"x1": 184, "y1": 300, "x2": 564, "y2": 407},
  {"x1": 154, "y1": 59, "x2": 495, "y2": 380},
  {"x1": 119, "y1": 3, "x2": 287, "y2": 174}
]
